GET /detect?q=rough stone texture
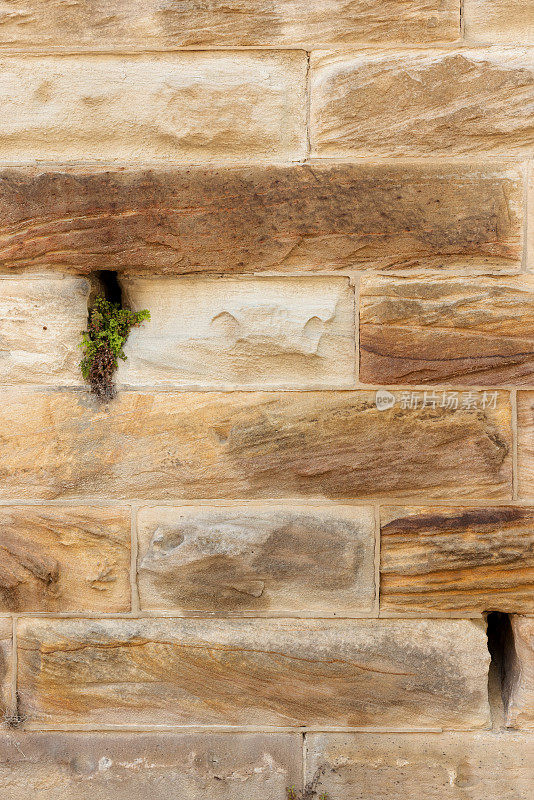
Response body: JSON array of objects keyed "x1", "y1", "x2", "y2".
[
  {"x1": 0, "y1": 1, "x2": 459, "y2": 50},
  {"x1": 380, "y1": 506, "x2": 534, "y2": 614},
  {"x1": 306, "y1": 732, "x2": 534, "y2": 799},
  {"x1": 517, "y1": 393, "x2": 534, "y2": 499},
  {"x1": 360, "y1": 275, "x2": 534, "y2": 386},
  {"x1": 0, "y1": 507, "x2": 130, "y2": 612},
  {"x1": 311, "y1": 49, "x2": 534, "y2": 157},
  {"x1": 0, "y1": 621, "x2": 11, "y2": 720},
  {"x1": 118, "y1": 277, "x2": 355, "y2": 389},
  {"x1": 0, "y1": 164, "x2": 522, "y2": 274},
  {"x1": 0, "y1": 732, "x2": 301, "y2": 799},
  {"x1": 17, "y1": 618, "x2": 490, "y2": 728},
  {"x1": 505, "y1": 616, "x2": 534, "y2": 729},
  {"x1": 137, "y1": 504, "x2": 375, "y2": 613},
  {"x1": 529, "y1": 163, "x2": 534, "y2": 273},
  {"x1": 0, "y1": 390, "x2": 512, "y2": 501},
  {"x1": 0, "y1": 54, "x2": 306, "y2": 163},
  {"x1": 0, "y1": 276, "x2": 88, "y2": 385},
  {"x1": 465, "y1": 1, "x2": 534, "y2": 44}
]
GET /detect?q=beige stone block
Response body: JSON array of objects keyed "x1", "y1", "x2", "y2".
[
  {"x1": 311, "y1": 49, "x2": 534, "y2": 157},
  {"x1": 0, "y1": 621, "x2": 11, "y2": 720},
  {"x1": 465, "y1": 1, "x2": 534, "y2": 44},
  {"x1": 17, "y1": 618, "x2": 490, "y2": 728},
  {"x1": 0, "y1": 507, "x2": 130, "y2": 612},
  {"x1": 529, "y1": 163, "x2": 534, "y2": 273},
  {"x1": 0, "y1": 54, "x2": 306, "y2": 163},
  {"x1": 137, "y1": 504, "x2": 375, "y2": 613},
  {"x1": 0, "y1": 390, "x2": 512, "y2": 501},
  {"x1": 505, "y1": 616, "x2": 534, "y2": 729},
  {"x1": 517, "y1": 393, "x2": 534, "y2": 498}
]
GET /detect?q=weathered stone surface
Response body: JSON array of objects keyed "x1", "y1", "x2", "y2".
[
  {"x1": 0, "y1": 507, "x2": 130, "y2": 612},
  {"x1": 380, "y1": 506, "x2": 534, "y2": 614},
  {"x1": 529, "y1": 163, "x2": 534, "y2": 273},
  {"x1": 306, "y1": 732, "x2": 534, "y2": 799},
  {"x1": 0, "y1": 54, "x2": 306, "y2": 163},
  {"x1": 0, "y1": 732, "x2": 301, "y2": 799},
  {"x1": 465, "y1": 1, "x2": 534, "y2": 44},
  {"x1": 505, "y1": 616, "x2": 534, "y2": 729},
  {"x1": 0, "y1": 164, "x2": 522, "y2": 274},
  {"x1": 17, "y1": 618, "x2": 490, "y2": 728},
  {"x1": 137, "y1": 504, "x2": 375, "y2": 613},
  {"x1": 0, "y1": 276, "x2": 88, "y2": 385},
  {"x1": 0, "y1": 1, "x2": 459, "y2": 50},
  {"x1": 0, "y1": 621, "x2": 11, "y2": 720},
  {"x1": 360, "y1": 275, "x2": 534, "y2": 386},
  {"x1": 0, "y1": 390, "x2": 512, "y2": 501},
  {"x1": 517, "y1": 393, "x2": 534, "y2": 499},
  {"x1": 311, "y1": 50, "x2": 534, "y2": 157},
  {"x1": 118, "y1": 277, "x2": 355, "y2": 389}
]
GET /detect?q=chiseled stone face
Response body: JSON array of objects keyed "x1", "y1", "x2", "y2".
[
  {"x1": 0, "y1": 54, "x2": 306, "y2": 163},
  {"x1": 0, "y1": 390, "x2": 512, "y2": 501},
  {"x1": 17, "y1": 618, "x2": 490, "y2": 728},
  {"x1": 505, "y1": 616, "x2": 534, "y2": 729},
  {"x1": 517, "y1": 393, "x2": 534, "y2": 499},
  {"x1": 0, "y1": 621, "x2": 11, "y2": 720},
  {"x1": 137, "y1": 504, "x2": 375, "y2": 613},
  {"x1": 306, "y1": 732, "x2": 534, "y2": 799},
  {"x1": 0, "y1": 732, "x2": 302, "y2": 800},
  {"x1": 465, "y1": 0, "x2": 534, "y2": 43},
  {"x1": 380, "y1": 506, "x2": 534, "y2": 614},
  {"x1": 311, "y1": 49, "x2": 534, "y2": 157},
  {"x1": 118, "y1": 277, "x2": 355, "y2": 389},
  {"x1": 360, "y1": 276, "x2": 534, "y2": 386},
  {"x1": 0, "y1": 507, "x2": 131, "y2": 613},
  {"x1": 0, "y1": 164, "x2": 522, "y2": 274}
]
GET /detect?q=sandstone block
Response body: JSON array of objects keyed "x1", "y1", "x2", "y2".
[
  {"x1": 517, "y1": 393, "x2": 534, "y2": 498},
  {"x1": 0, "y1": 507, "x2": 130, "y2": 612},
  {"x1": 360, "y1": 275, "x2": 534, "y2": 386},
  {"x1": 17, "y1": 618, "x2": 490, "y2": 728},
  {"x1": 137, "y1": 504, "x2": 375, "y2": 613},
  {"x1": 505, "y1": 616, "x2": 534, "y2": 729},
  {"x1": 0, "y1": 390, "x2": 512, "y2": 501},
  {"x1": 0, "y1": 54, "x2": 306, "y2": 163},
  {"x1": 311, "y1": 49, "x2": 534, "y2": 157},
  {"x1": 465, "y1": 1, "x2": 534, "y2": 43},
  {"x1": 529, "y1": 163, "x2": 534, "y2": 273},
  {"x1": 380, "y1": 506, "x2": 534, "y2": 614},
  {"x1": 0, "y1": 621, "x2": 11, "y2": 720}
]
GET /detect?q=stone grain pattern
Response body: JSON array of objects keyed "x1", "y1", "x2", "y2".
[
  {"x1": 0, "y1": 390, "x2": 512, "y2": 501},
  {"x1": 311, "y1": 49, "x2": 534, "y2": 157},
  {"x1": 465, "y1": 1, "x2": 534, "y2": 43},
  {"x1": 16, "y1": 618, "x2": 490, "y2": 728},
  {"x1": 118, "y1": 277, "x2": 355, "y2": 388},
  {"x1": 360, "y1": 276, "x2": 534, "y2": 386},
  {"x1": 517, "y1": 392, "x2": 534, "y2": 498},
  {"x1": 0, "y1": 54, "x2": 306, "y2": 163},
  {"x1": 0, "y1": 732, "x2": 301, "y2": 799},
  {"x1": 136, "y1": 504, "x2": 375, "y2": 613},
  {"x1": 0, "y1": 620, "x2": 11, "y2": 720},
  {"x1": 0, "y1": 164, "x2": 522, "y2": 274},
  {"x1": 306, "y1": 732, "x2": 534, "y2": 799},
  {"x1": 505, "y1": 616, "x2": 534, "y2": 729},
  {"x1": 0, "y1": 507, "x2": 131, "y2": 612},
  {"x1": 380, "y1": 506, "x2": 534, "y2": 614}
]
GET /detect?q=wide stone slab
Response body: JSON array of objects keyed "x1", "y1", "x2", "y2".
[
  {"x1": 311, "y1": 49, "x2": 534, "y2": 157},
  {"x1": 137, "y1": 504, "x2": 375, "y2": 613},
  {"x1": 465, "y1": 1, "x2": 534, "y2": 43},
  {"x1": 517, "y1": 393, "x2": 534, "y2": 498},
  {"x1": 0, "y1": 54, "x2": 306, "y2": 163},
  {"x1": 118, "y1": 277, "x2": 356, "y2": 389},
  {"x1": 0, "y1": 390, "x2": 512, "y2": 500},
  {"x1": 17, "y1": 618, "x2": 490, "y2": 728},
  {"x1": 0, "y1": 507, "x2": 130, "y2": 612},
  {"x1": 0, "y1": 164, "x2": 522, "y2": 273},
  {"x1": 505, "y1": 616, "x2": 534, "y2": 729},
  {"x1": 0, "y1": 620, "x2": 12, "y2": 720},
  {"x1": 0, "y1": 732, "x2": 301, "y2": 800},
  {"x1": 360, "y1": 275, "x2": 534, "y2": 386},
  {"x1": 306, "y1": 732, "x2": 534, "y2": 799},
  {"x1": 380, "y1": 506, "x2": 534, "y2": 614}
]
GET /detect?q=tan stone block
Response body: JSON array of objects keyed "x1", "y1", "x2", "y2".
[
  {"x1": 0, "y1": 390, "x2": 512, "y2": 501},
  {"x1": 0, "y1": 164, "x2": 522, "y2": 274},
  {"x1": 529, "y1": 163, "x2": 534, "y2": 273},
  {"x1": 465, "y1": 1, "x2": 534, "y2": 44},
  {"x1": 17, "y1": 618, "x2": 490, "y2": 728},
  {"x1": 137, "y1": 504, "x2": 375, "y2": 613},
  {"x1": 505, "y1": 616, "x2": 534, "y2": 729},
  {"x1": 311, "y1": 49, "x2": 534, "y2": 157},
  {"x1": 0, "y1": 507, "x2": 130, "y2": 612},
  {"x1": 306, "y1": 732, "x2": 534, "y2": 799},
  {"x1": 380, "y1": 506, "x2": 534, "y2": 614},
  {"x1": 0, "y1": 54, "x2": 306, "y2": 163},
  {"x1": 360, "y1": 275, "x2": 534, "y2": 386},
  {"x1": 517, "y1": 393, "x2": 534, "y2": 498},
  {"x1": 0, "y1": 620, "x2": 11, "y2": 720}
]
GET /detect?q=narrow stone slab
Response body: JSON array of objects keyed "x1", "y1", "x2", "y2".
[
  {"x1": 311, "y1": 49, "x2": 534, "y2": 157},
  {"x1": 360, "y1": 275, "x2": 534, "y2": 386},
  {"x1": 0, "y1": 732, "x2": 301, "y2": 800},
  {"x1": 17, "y1": 618, "x2": 490, "y2": 728},
  {"x1": 0, "y1": 621, "x2": 12, "y2": 720},
  {"x1": 137, "y1": 504, "x2": 375, "y2": 613},
  {"x1": 0, "y1": 164, "x2": 522, "y2": 273},
  {"x1": 380, "y1": 506, "x2": 534, "y2": 614},
  {"x1": 465, "y1": 1, "x2": 534, "y2": 43},
  {"x1": 118, "y1": 277, "x2": 355, "y2": 389},
  {"x1": 505, "y1": 616, "x2": 534, "y2": 729},
  {"x1": 0, "y1": 507, "x2": 131, "y2": 612},
  {"x1": 0, "y1": 390, "x2": 512, "y2": 500},
  {"x1": 517, "y1": 393, "x2": 534, "y2": 498},
  {"x1": 306, "y1": 732, "x2": 534, "y2": 799}
]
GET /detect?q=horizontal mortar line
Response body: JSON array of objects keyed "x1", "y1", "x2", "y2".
[
  {"x1": 0, "y1": 383, "x2": 523, "y2": 392},
  {"x1": 0, "y1": 499, "x2": 525, "y2": 507},
  {"x1": 4, "y1": 612, "x2": 490, "y2": 621},
  {"x1": 18, "y1": 724, "x2": 447, "y2": 734}
]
